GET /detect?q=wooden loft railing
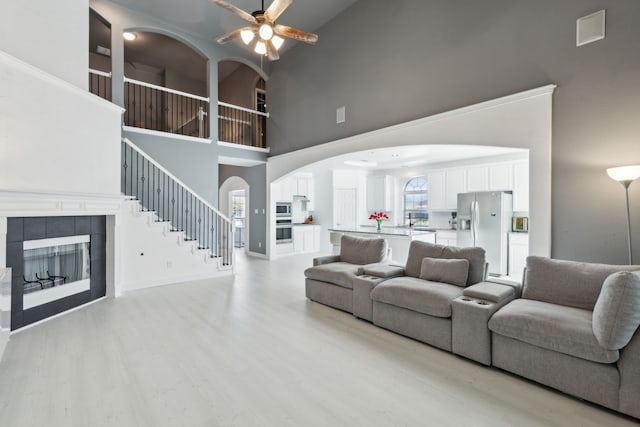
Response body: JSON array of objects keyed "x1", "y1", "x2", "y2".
[{"x1": 89, "y1": 69, "x2": 112, "y2": 101}]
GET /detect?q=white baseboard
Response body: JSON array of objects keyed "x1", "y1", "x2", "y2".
[{"x1": 246, "y1": 250, "x2": 268, "y2": 259}]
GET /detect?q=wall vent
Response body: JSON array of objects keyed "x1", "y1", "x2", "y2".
[
  {"x1": 336, "y1": 106, "x2": 346, "y2": 124},
  {"x1": 577, "y1": 10, "x2": 606, "y2": 47}
]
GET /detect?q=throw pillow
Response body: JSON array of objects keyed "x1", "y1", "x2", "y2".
[
  {"x1": 419, "y1": 257, "x2": 470, "y2": 287},
  {"x1": 592, "y1": 271, "x2": 640, "y2": 350}
]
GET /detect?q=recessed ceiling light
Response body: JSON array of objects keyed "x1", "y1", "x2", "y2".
[
  {"x1": 123, "y1": 32, "x2": 137, "y2": 41},
  {"x1": 344, "y1": 160, "x2": 378, "y2": 168}
]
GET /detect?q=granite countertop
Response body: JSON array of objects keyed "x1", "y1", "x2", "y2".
[{"x1": 328, "y1": 226, "x2": 435, "y2": 237}]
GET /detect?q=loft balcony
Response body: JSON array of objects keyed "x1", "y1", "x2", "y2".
[{"x1": 88, "y1": 69, "x2": 268, "y2": 149}]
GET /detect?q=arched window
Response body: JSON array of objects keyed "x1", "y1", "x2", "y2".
[{"x1": 404, "y1": 177, "x2": 429, "y2": 227}]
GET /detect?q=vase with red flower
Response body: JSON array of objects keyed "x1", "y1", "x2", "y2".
[{"x1": 368, "y1": 211, "x2": 389, "y2": 232}]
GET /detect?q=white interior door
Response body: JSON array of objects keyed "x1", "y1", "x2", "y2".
[{"x1": 334, "y1": 188, "x2": 357, "y2": 228}]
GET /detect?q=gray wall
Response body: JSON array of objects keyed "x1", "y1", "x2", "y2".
[
  {"x1": 219, "y1": 164, "x2": 267, "y2": 255},
  {"x1": 268, "y1": 0, "x2": 640, "y2": 264},
  {"x1": 124, "y1": 131, "x2": 220, "y2": 205},
  {"x1": 219, "y1": 63, "x2": 260, "y2": 109}
]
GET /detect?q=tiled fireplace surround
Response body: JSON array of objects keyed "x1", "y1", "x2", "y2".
[{"x1": 5, "y1": 216, "x2": 107, "y2": 330}]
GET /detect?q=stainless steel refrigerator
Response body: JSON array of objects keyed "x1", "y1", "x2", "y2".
[{"x1": 457, "y1": 191, "x2": 513, "y2": 276}]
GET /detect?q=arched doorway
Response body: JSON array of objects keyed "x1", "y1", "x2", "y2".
[{"x1": 220, "y1": 176, "x2": 251, "y2": 253}]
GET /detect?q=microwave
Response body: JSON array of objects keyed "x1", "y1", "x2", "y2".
[
  {"x1": 275, "y1": 202, "x2": 292, "y2": 217},
  {"x1": 512, "y1": 216, "x2": 529, "y2": 232}
]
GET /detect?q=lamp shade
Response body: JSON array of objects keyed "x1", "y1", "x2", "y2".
[{"x1": 607, "y1": 165, "x2": 640, "y2": 182}]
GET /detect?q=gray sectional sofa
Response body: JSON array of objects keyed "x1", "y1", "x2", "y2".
[
  {"x1": 304, "y1": 241, "x2": 640, "y2": 419},
  {"x1": 304, "y1": 234, "x2": 391, "y2": 313},
  {"x1": 489, "y1": 256, "x2": 640, "y2": 419}
]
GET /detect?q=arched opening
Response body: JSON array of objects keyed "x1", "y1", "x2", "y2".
[
  {"x1": 89, "y1": 8, "x2": 112, "y2": 100},
  {"x1": 218, "y1": 60, "x2": 268, "y2": 148},
  {"x1": 123, "y1": 31, "x2": 209, "y2": 138},
  {"x1": 220, "y1": 176, "x2": 251, "y2": 254}
]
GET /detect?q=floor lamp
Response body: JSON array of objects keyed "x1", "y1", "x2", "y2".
[{"x1": 606, "y1": 165, "x2": 640, "y2": 264}]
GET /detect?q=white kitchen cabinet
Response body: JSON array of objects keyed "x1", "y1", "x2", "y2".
[
  {"x1": 508, "y1": 232, "x2": 529, "y2": 279},
  {"x1": 427, "y1": 171, "x2": 446, "y2": 210},
  {"x1": 513, "y1": 161, "x2": 529, "y2": 212},
  {"x1": 445, "y1": 169, "x2": 466, "y2": 210},
  {"x1": 466, "y1": 166, "x2": 488, "y2": 192},
  {"x1": 489, "y1": 164, "x2": 513, "y2": 191},
  {"x1": 367, "y1": 175, "x2": 393, "y2": 212},
  {"x1": 293, "y1": 225, "x2": 320, "y2": 253},
  {"x1": 436, "y1": 230, "x2": 457, "y2": 247}
]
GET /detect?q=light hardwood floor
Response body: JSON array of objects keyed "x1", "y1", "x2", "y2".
[{"x1": 0, "y1": 251, "x2": 637, "y2": 427}]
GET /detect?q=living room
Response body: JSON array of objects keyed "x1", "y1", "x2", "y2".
[{"x1": 1, "y1": 0, "x2": 640, "y2": 425}]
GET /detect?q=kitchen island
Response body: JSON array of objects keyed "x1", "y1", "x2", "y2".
[{"x1": 328, "y1": 226, "x2": 436, "y2": 265}]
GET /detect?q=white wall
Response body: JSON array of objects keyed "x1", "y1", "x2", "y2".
[
  {"x1": 0, "y1": 0, "x2": 89, "y2": 90},
  {"x1": 0, "y1": 51, "x2": 122, "y2": 196},
  {"x1": 116, "y1": 202, "x2": 228, "y2": 293}
]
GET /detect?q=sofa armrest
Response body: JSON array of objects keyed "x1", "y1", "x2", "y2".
[
  {"x1": 313, "y1": 255, "x2": 341, "y2": 266},
  {"x1": 618, "y1": 328, "x2": 640, "y2": 418},
  {"x1": 463, "y1": 282, "x2": 515, "y2": 304},
  {"x1": 357, "y1": 263, "x2": 405, "y2": 278}
]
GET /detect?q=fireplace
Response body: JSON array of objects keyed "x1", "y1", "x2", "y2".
[
  {"x1": 6, "y1": 216, "x2": 107, "y2": 330},
  {"x1": 22, "y1": 235, "x2": 91, "y2": 309}
]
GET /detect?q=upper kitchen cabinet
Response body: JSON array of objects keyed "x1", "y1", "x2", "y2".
[
  {"x1": 275, "y1": 174, "x2": 315, "y2": 208},
  {"x1": 466, "y1": 166, "x2": 488, "y2": 192},
  {"x1": 367, "y1": 175, "x2": 393, "y2": 212},
  {"x1": 444, "y1": 169, "x2": 466, "y2": 210},
  {"x1": 488, "y1": 164, "x2": 513, "y2": 191},
  {"x1": 513, "y1": 161, "x2": 529, "y2": 212},
  {"x1": 427, "y1": 171, "x2": 445, "y2": 210},
  {"x1": 428, "y1": 169, "x2": 466, "y2": 211}
]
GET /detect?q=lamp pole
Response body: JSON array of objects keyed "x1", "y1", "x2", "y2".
[
  {"x1": 621, "y1": 180, "x2": 633, "y2": 264},
  {"x1": 607, "y1": 165, "x2": 640, "y2": 265}
]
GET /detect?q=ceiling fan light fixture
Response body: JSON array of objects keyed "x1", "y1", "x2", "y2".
[
  {"x1": 255, "y1": 41, "x2": 267, "y2": 55},
  {"x1": 258, "y1": 23, "x2": 274, "y2": 40},
  {"x1": 240, "y1": 29, "x2": 255, "y2": 45},
  {"x1": 272, "y1": 35, "x2": 284, "y2": 50}
]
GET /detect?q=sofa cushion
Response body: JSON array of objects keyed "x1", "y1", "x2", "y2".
[
  {"x1": 419, "y1": 257, "x2": 469, "y2": 287},
  {"x1": 489, "y1": 299, "x2": 619, "y2": 364},
  {"x1": 404, "y1": 241, "x2": 485, "y2": 285},
  {"x1": 593, "y1": 271, "x2": 640, "y2": 350},
  {"x1": 304, "y1": 262, "x2": 360, "y2": 289},
  {"x1": 340, "y1": 235, "x2": 387, "y2": 265},
  {"x1": 370, "y1": 277, "x2": 464, "y2": 318},
  {"x1": 522, "y1": 256, "x2": 640, "y2": 310}
]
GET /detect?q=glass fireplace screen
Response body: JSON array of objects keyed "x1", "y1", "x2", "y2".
[{"x1": 23, "y1": 236, "x2": 90, "y2": 295}]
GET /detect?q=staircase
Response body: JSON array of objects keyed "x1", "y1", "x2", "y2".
[{"x1": 121, "y1": 138, "x2": 233, "y2": 272}]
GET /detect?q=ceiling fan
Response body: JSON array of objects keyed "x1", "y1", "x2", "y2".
[{"x1": 210, "y1": 0, "x2": 318, "y2": 61}]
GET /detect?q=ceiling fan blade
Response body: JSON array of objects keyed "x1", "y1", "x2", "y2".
[
  {"x1": 274, "y1": 24, "x2": 318, "y2": 45},
  {"x1": 265, "y1": 0, "x2": 292, "y2": 22},
  {"x1": 209, "y1": 0, "x2": 257, "y2": 24},
  {"x1": 216, "y1": 28, "x2": 246, "y2": 44},
  {"x1": 266, "y1": 40, "x2": 280, "y2": 61}
]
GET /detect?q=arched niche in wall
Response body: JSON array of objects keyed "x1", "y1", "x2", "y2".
[{"x1": 121, "y1": 30, "x2": 209, "y2": 137}]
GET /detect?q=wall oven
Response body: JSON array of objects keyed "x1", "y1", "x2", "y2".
[{"x1": 275, "y1": 218, "x2": 292, "y2": 244}]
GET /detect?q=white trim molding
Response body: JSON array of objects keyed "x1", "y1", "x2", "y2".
[
  {"x1": 123, "y1": 126, "x2": 213, "y2": 145},
  {"x1": 217, "y1": 140, "x2": 270, "y2": 153},
  {"x1": 0, "y1": 190, "x2": 124, "y2": 217}
]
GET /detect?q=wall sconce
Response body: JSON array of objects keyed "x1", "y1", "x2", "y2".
[{"x1": 606, "y1": 165, "x2": 640, "y2": 264}]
